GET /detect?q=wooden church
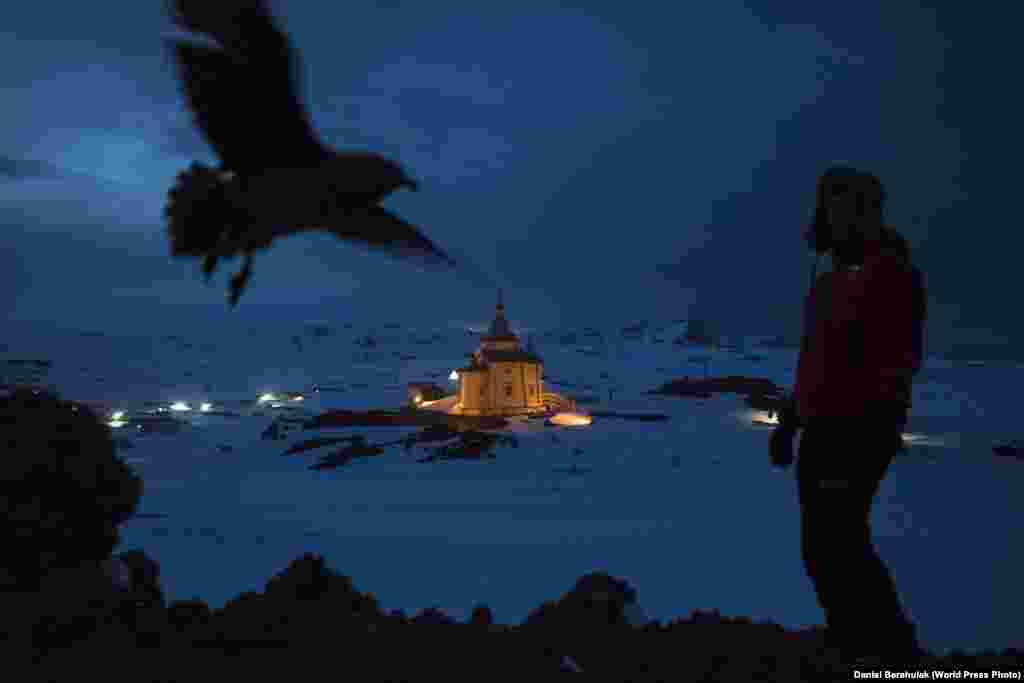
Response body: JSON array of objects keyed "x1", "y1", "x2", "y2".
[{"x1": 453, "y1": 290, "x2": 547, "y2": 416}]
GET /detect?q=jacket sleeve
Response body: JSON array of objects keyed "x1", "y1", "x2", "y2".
[
  {"x1": 861, "y1": 261, "x2": 926, "y2": 405},
  {"x1": 788, "y1": 276, "x2": 821, "y2": 428}
]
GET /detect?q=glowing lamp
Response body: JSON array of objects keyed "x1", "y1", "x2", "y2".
[
  {"x1": 107, "y1": 420, "x2": 127, "y2": 428},
  {"x1": 200, "y1": 403, "x2": 213, "y2": 412},
  {"x1": 292, "y1": 395, "x2": 304, "y2": 402},
  {"x1": 449, "y1": 370, "x2": 459, "y2": 381},
  {"x1": 111, "y1": 411, "x2": 125, "y2": 421},
  {"x1": 169, "y1": 402, "x2": 190, "y2": 412},
  {"x1": 258, "y1": 393, "x2": 276, "y2": 403}
]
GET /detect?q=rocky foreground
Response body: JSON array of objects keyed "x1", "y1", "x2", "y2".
[{"x1": 6, "y1": 552, "x2": 1022, "y2": 682}]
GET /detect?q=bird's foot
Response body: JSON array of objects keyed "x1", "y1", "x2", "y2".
[
  {"x1": 228, "y1": 271, "x2": 248, "y2": 307},
  {"x1": 227, "y1": 253, "x2": 254, "y2": 307}
]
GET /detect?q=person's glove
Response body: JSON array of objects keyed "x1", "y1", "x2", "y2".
[{"x1": 769, "y1": 424, "x2": 797, "y2": 469}]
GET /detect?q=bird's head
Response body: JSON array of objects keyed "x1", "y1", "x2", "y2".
[{"x1": 384, "y1": 157, "x2": 419, "y2": 192}]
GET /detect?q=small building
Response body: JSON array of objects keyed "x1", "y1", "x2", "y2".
[{"x1": 453, "y1": 291, "x2": 547, "y2": 416}]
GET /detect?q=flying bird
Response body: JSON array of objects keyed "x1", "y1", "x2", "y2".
[{"x1": 162, "y1": 0, "x2": 459, "y2": 306}]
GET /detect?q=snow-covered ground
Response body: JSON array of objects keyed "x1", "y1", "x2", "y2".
[{"x1": 4, "y1": 318, "x2": 1022, "y2": 656}]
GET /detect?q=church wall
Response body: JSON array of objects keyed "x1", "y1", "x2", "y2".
[
  {"x1": 524, "y1": 363, "x2": 544, "y2": 408},
  {"x1": 474, "y1": 361, "x2": 544, "y2": 415},
  {"x1": 458, "y1": 371, "x2": 485, "y2": 415},
  {"x1": 493, "y1": 361, "x2": 518, "y2": 413}
]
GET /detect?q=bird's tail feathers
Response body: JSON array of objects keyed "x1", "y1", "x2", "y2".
[{"x1": 164, "y1": 162, "x2": 247, "y2": 275}]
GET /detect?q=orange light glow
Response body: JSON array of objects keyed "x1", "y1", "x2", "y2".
[{"x1": 550, "y1": 412, "x2": 592, "y2": 426}]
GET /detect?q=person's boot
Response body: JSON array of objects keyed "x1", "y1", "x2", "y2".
[
  {"x1": 875, "y1": 619, "x2": 924, "y2": 666},
  {"x1": 843, "y1": 618, "x2": 923, "y2": 668}
]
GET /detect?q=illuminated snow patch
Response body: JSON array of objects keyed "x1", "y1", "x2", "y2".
[{"x1": 550, "y1": 412, "x2": 592, "y2": 426}]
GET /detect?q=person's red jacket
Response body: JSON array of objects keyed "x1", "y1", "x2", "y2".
[{"x1": 792, "y1": 234, "x2": 926, "y2": 425}]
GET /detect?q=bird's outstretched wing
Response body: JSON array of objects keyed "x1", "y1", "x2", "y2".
[
  {"x1": 165, "y1": 0, "x2": 327, "y2": 170},
  {"x1": 325, "y1": 208, "x2": 459, "y2": 271}
]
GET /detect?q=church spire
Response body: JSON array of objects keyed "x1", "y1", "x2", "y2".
[{"x1": 484, "y1": 288, "x2": 514, "y2": 339}]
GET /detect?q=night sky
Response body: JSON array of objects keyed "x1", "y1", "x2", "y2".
[{"x1": 2, "y1": 2, "x2": 1019, "y2": 358}]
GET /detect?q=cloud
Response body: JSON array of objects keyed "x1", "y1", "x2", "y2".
[{"x1": 0, "y1": 155, "x2": 66, "y2": 181}]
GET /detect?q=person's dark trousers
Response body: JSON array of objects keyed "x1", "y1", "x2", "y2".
[{"x1": 796, "y1": 416, "x2": 920, "y2": 663}]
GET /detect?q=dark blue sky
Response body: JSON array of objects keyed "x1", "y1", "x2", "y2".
[{"x1": 1, "y1": 2, "x2": 1019, "y2": 356}]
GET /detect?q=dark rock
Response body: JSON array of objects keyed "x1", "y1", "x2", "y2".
[
  {"x1": 307, "y1": 409, "x2": 435, "y2": 429},
  {"x1": 166, "y1": 598, "x2": 213, "y2": 633},
  {"x1": 113, "y1": 549, "x2": 164, "y2": 607},
  {"x1": 309, "y1": 443, "x2": 385, "y2": 470},
  {"x1": 262, "y1": 418, "x2": 303, "y2": 441},
  {"x1": 0, "y1": 387, "x2": 142, "y2": 584},
  {"x1": 283, "y1": 435, "x2": 366, "y2": 456},
  {"x1": 413, "y1": 607, "x2": 455, "y2": 625},
  {"x1": 993, "y1": 443, "x2": 1023, "y2": 461},
  {"x1": 651, "y1": 375, "x2": 783, "y2": 399},
  {"x1": 470, "y1": 605, "x2": 494, "y2": 626}
]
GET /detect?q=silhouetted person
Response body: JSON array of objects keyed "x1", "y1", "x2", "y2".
[
  {"x1": 770, "y1": 166, "x2": 927, "y2": 664},
  {"x1": 162, "y1": 0, "x2": 460, "y2": 306}
]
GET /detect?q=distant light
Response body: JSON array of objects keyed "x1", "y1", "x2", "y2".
[
  {"x1": 111, "y1": 411, "x2": 125, "y2": 421},
  {"x1": 292, "y1": 395, "x2": 304, "y2": 402},
  {"x1": 107, "y1": 420, "x2": 127, "y2": 428},
  {"x1": 169, "y1": 402, "x2": 190, "y2": 412},
  {"x1": 270, "y1": 403, "x2": 285, "y2": 408},
  {"x1": 902, "y1": 432, "x2": 945, "y2": 447},
  {"x1": 258, "y1": 393, "x2": 276, "y2": 403},
  {"x1": 200, "y1": 403, "x2": 213, "y2": 412},
  {"x1": 413, "y1": 394, "x2": 422, "y2": 404},
  {"x1": 751, "y1": 410, "x2": 779, "y2": 426},
  {"x1": 550, "y1": 412, "x2": 592, "y2": 427},
  {"x1": 449, "y1": 370, "x2": 459, "y2": 381}
]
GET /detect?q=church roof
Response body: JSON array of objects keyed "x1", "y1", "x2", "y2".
[
  {"x1": 486, "y1": 316, "x2": 514, "y2": 339},
  {"x1": 480, "y1": 349, "x2": 543, "y2": 364}
]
